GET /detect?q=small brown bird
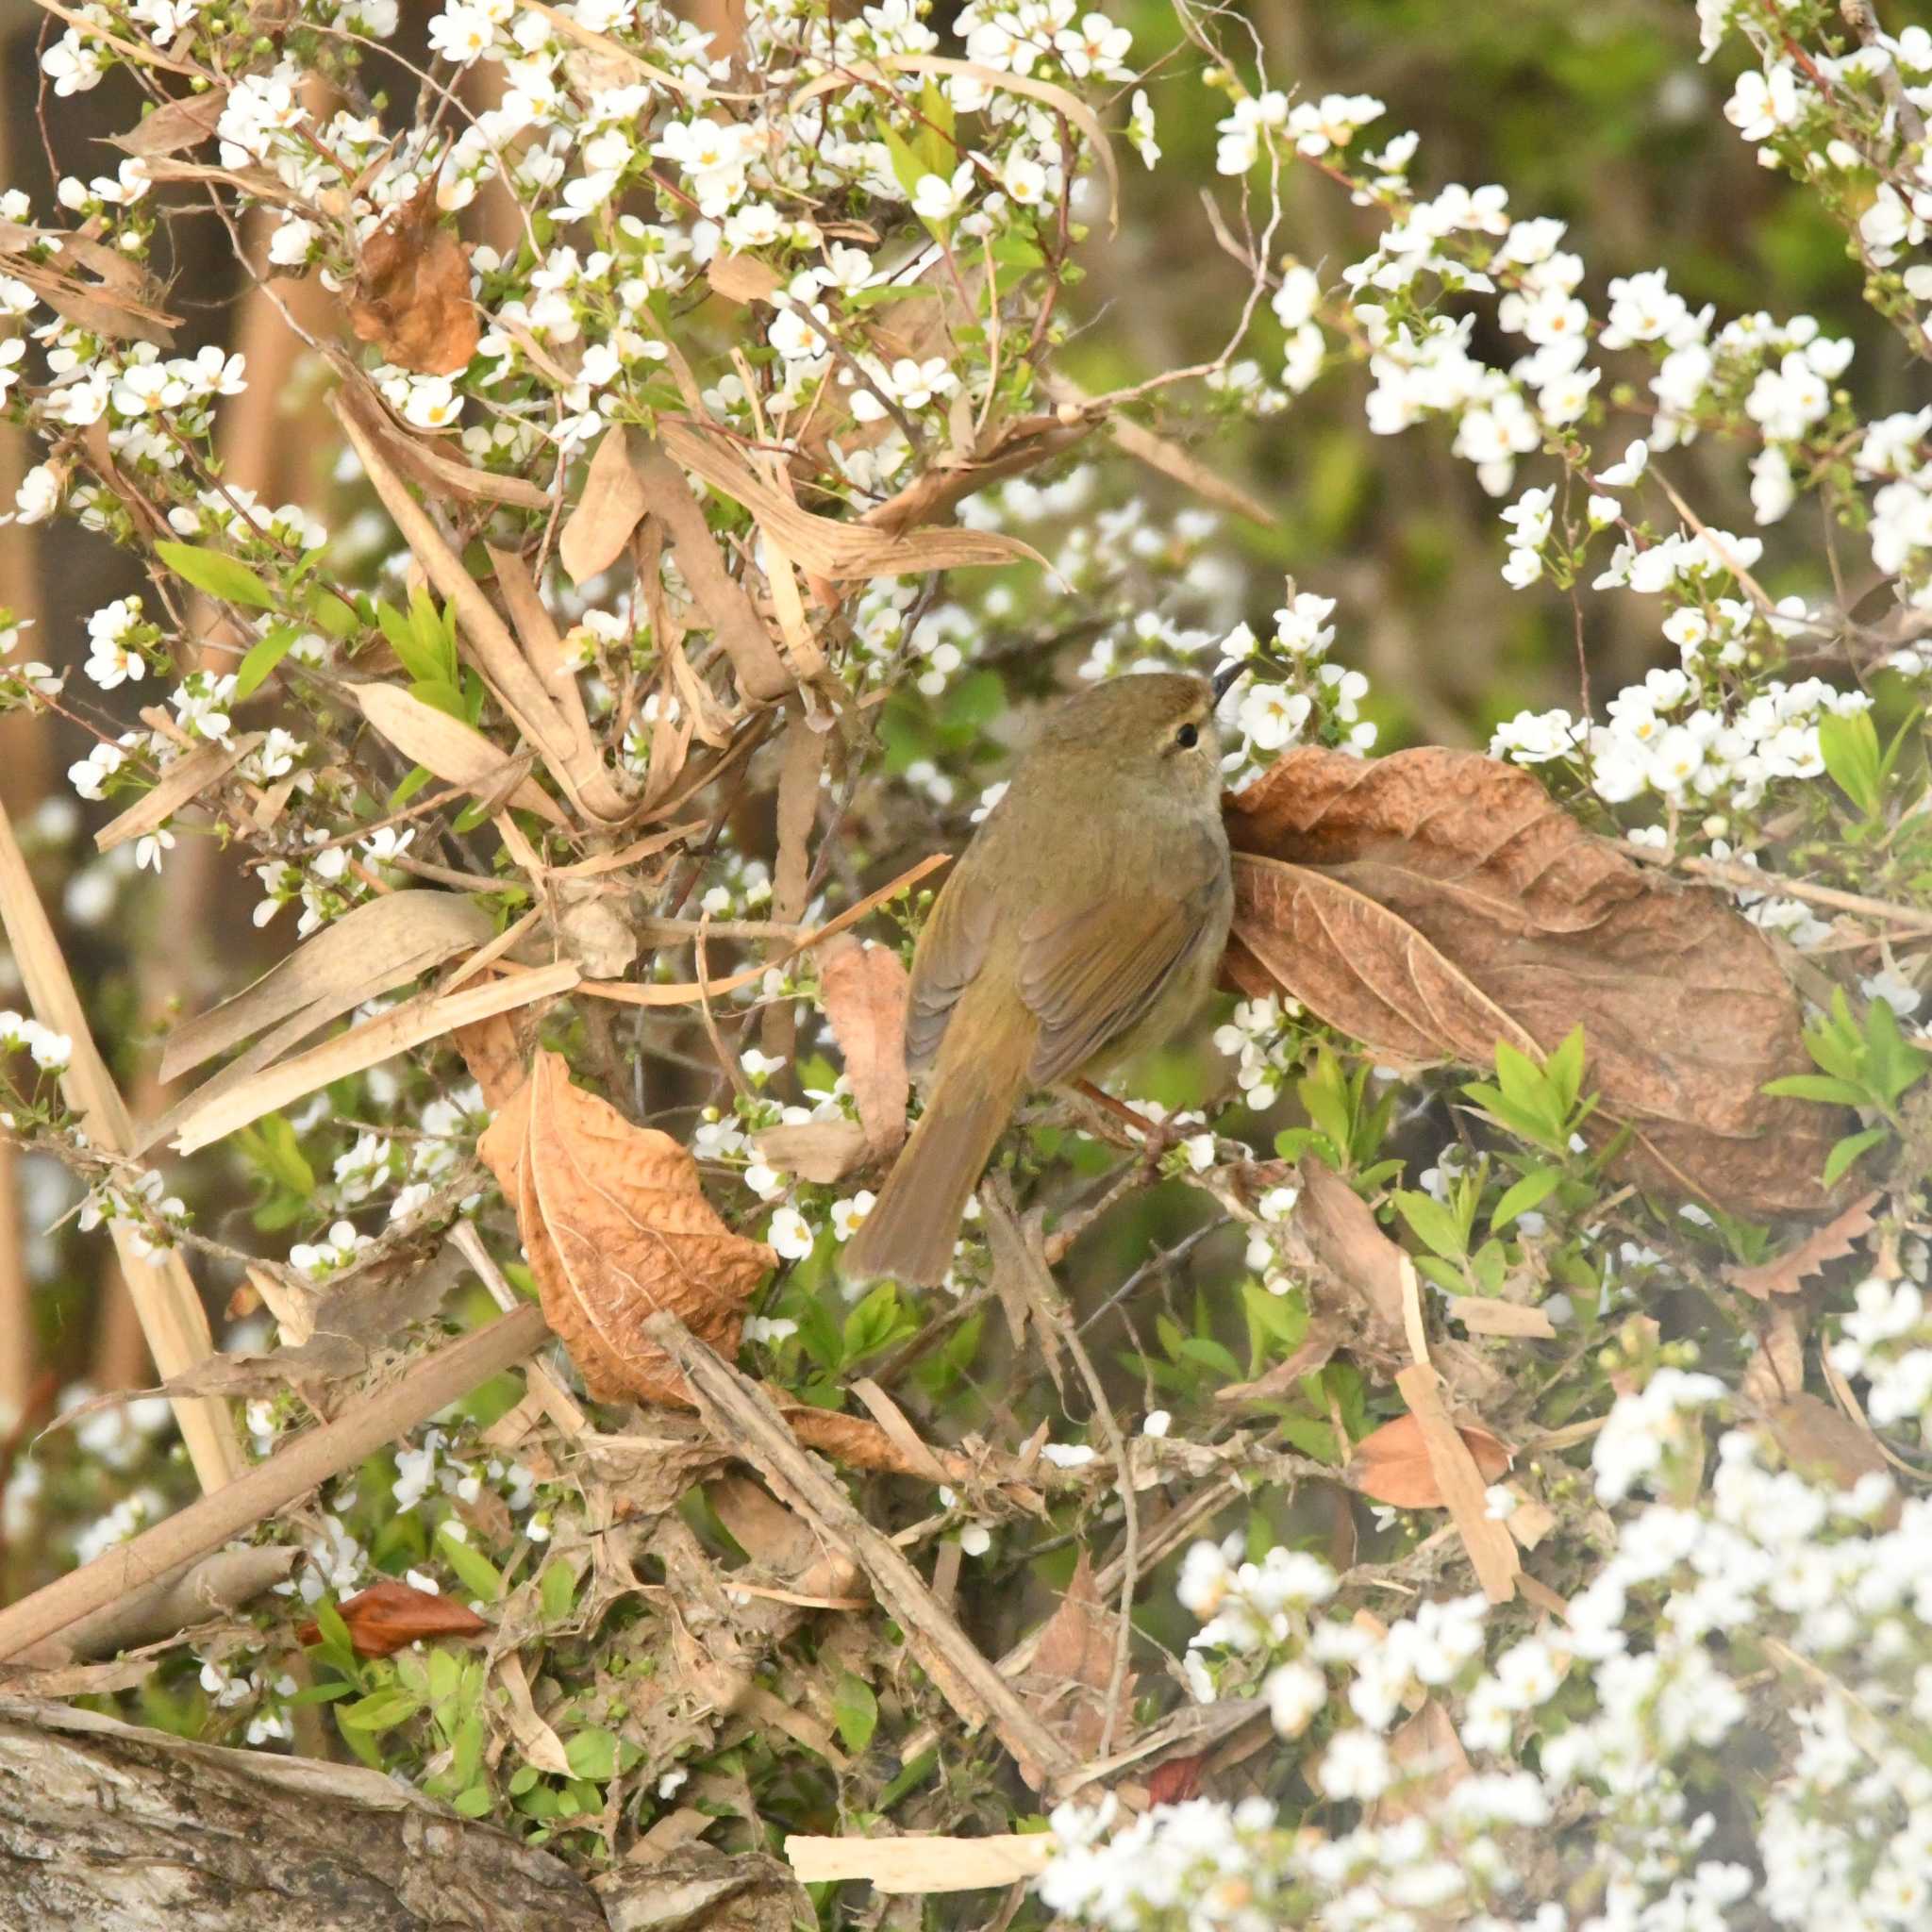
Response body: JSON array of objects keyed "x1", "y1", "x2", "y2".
[{"x1": 843, "y1": 670, "x2": 1236, "y2": 1287}]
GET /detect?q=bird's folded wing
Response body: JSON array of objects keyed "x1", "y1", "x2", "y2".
[{"x1": 903, "y1": 858, "x2": 998, "y2": 1077}]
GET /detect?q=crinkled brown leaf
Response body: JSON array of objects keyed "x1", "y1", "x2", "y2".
[
  {"x1": 299, "y1": 1578, "x2": 489, "y2": 1657},
  {"x1": 478, "y1": 1050, "x2": 774, "y2": 1404},
  {"x1": 1015, "y1": 1551, "x2": 1132, "y2": 1758},
  {"x1": 819, "y1": 938, "x2": 910, "y2": 1163},
  {"x1": 346, "y1": 182, "x2": 478, "y2": 375},
  {"x1": 1345, "y1": 1410, "x2": 1514, "y2": 1507},
  {"x1": 1726, "y1": 1190, "x2": 1882, "y2": 1299},
  {"x1": 1224, "y1": 746, "x2": 1846, "y2": 1217}
]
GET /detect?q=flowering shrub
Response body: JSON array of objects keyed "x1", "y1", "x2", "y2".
[{"x1": 3, "y1": 0, "x2": 1932, "y2": 1923}]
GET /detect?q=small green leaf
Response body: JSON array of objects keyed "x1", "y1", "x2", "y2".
[
  {"x1": 1763, "y1": 1073, "x2": 1870, "y2": 1107},
  {"x1": 539, "y1": 1559, "x2": 577, "y2": 1624},
  {"x1": 1491, "y1": 1167, "x2": 1561, "y2": 1233},
  {"x1": 833, "y1": 1672, "x2": 878, "y2": 1754},
  {"x1": 881, "y1": 125, "x2": 930, "y2": 204},
  {"x1": 1823, "y1": 1125, "x2": 1889, "y2": 1188},
  {"x1": 1819, "y1": 708, "x2": 1883, "y2": 817},
  {"x1": 564, "y1": 1728, "x2": 619, "y2": 1782},
  {"x1": 337, "y1": 1687, "x2": 425, "y2": 1732},
  {"x1": 157, "y1": 541, "x2": 277, "y2": 610},
  {"x1": 1391, "y1": 1190, "x2": 1469, "y2": 1264},
  {"x1": 233, "y1": 622, "x2": 303, "y2": 701},
  {"x1": 309, "y1": 588, "x2": 360, "y2": 639},
  {"x1": 452, "y1": 1786, "x2": 492, "y2": 1818},
  {"x1": 437, "y1": 1524, "x2": 503, "y2": 1604}
]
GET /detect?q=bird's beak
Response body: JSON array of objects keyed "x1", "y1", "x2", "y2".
[{"x1": 1210, "y1": 658, "x2": 1248, "y2": 706}]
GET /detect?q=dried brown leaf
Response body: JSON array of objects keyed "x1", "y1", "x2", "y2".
[
  {"x1": 1295, "y1": 1158, "x2": 1411, "y2": 1352},
  {"x1": 1346, "y1": 1409, "x2": 1514, "y2": 1507},
  {"x1": 1013, "y1": 1551, "x2": 1132, "y2": 1759},
  {"x1": 752, "y1": 1118, "x2": 871, "y2": 1184},
  {"x1": 1368, "y1": 1700, "x2": 1472, "y2": 1825},
  {"x1": 298, "y1": 1578, "x2": 489, "y2": 1657},
  {"x1": 1225, "y1": 746, "x2": 1846, "y2": 1216},
  {"x1": 820, "y1": 938, "x2": 910, "y2": 1162},
  {"x1": 93, "y1": 733, "x2": 260, "y2": 852},
  {"x1": 1767, "y1": 1391, "x2": 1896, "y2": 1507},
  {"x1": 333, "y1": 378, "x2": 551, "y2": 511},
  {"x1": 559, "y1": 424, "x2": 650, "y2": 584},
  {"x1": 111, "y1": 88, "x2": 231, "y2": 157},
  {"x1": 708, "y1": 254, "x2": 785, "y2": 305},
  {"x1": 353, "y1": 683, "x2": 566, "y2": 825},
  {"x1": 1726, "y1": 1190, "x2": 1883, "y2": 1300},
  {"x1": 345, "y1": 182, "x2": 478, "y2": 375},
  {"x1": 1391, "y1": 1363, "x2": 1522, "y2": 1603},
  {"x1": 479, "y1": 1050, "x2": 774, "y2": 1403}
]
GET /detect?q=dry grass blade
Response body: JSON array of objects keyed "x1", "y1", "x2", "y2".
[
  {"x1": 1392, "y1": 1363, "x2": 1521, "y2": 1603},
  {"x1": 0, "y1": 794, "x2": 243, "y2": 1493},
  {"x1": 170, "y1": 961, "x2": 579, "y2": 1154},
  {"x1": 332, "y1": 376, "x2": 551, "y2": 511},
  {"x1": 0, "y1": 1302, "x2": 549, "y2": 1662},
  {"x1": 627, "y1": 432, "x2": 793, "y2": 704},
  {"x1": 783, "y1": 1835, "x2": 1057, "y2": 1894},
  {"x1": 476, "y1": 1050, "x2": 774, "y2": 1403},
  {"x1": 330, "y1": 393, "x2": 630, "y2": 824},
  {"x1": 1226, "y1": 745, "x2": 1846, "y2": 1216},
  {"x1": 161, "y1": 889, "x2": 495, "y2": 1080},
  {"x1": 659, "y1": 418, "x2": 1046, "y2": 580},
  {"x1": 353, "y1": 684, "x2": 567, "y2": 826},
  {"x1": 93, "y1": 734, "x2": 260, "y2": 852}
]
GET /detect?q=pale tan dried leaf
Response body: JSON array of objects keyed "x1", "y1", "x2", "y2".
[
  {"x1": 1768, "y1": 1391, "x2": 1896, "y2": 1503},
  {"x1": 820, "y1": 939, "x2": 910, "y2": 1163},
  {"x1": 560, "y1": 424, "x2": 651, "y2": 584},
  {"x1": 160, "y1": 889, "x2": 493, "y2": 1081},
  {"x1": 659, "y1": 418, "x2": 1046, "y2": 581},
  {"x1": 752, "y1": 1118, "x2": 872, "y2": 1185},
  {"x1": 171, "y1": 962, "x2": 578, "y2": 1154},
  {"x1": 139, "y1": 157, "x2": 309, "y2": 208},
  {"x1": 2, "y1": 258, "x2": 177, "y2": 344},
  {"x1": 1726, "y1": 1190, "x2": 1883, "y2": 1300},
  {"x1": 345, "y1": 181, "x2": 478, "y2": 375},
  {"x1": 627, "y1": 434, "x2": 792, "y2": 705},
  {"x1": 330, "y1": 393, "x2": 632, "y2": 824},
  {"x1": 496, "y1": 1649, "x2": 573, "y2": 1774},
  {"x1": 488, "y1": 546, "x2": 616, "y2": 812},
  {"x1": 112, "y1": 88, "x2": 231, "y2": 157},
  {"x1": 1296, "y1": 1159, "x2": 1409, "y2": 1350},
  {"x1": 784, "y1": 1835, "x2": 1056, "y2": 1895},
  {"x1": 708, "y1": 254, "x2": 785, "y2": 304},
  {"x1": 858, "y1": 413, "x2": 1090, "y2": 539},
  {"x1": 1368, "y1": 1701, "x2": 1472, "y2": 1826},
  {"x1": 1393, "y1": 1363, "x2": 1521, "y2": 1603},
  {"x1": 93, "y1": 734, "x2": 260, "y2": 852},
  {"x1": 1215, "y1": 1313, "x2": 1346, "y2": 1402},
  {"x1": 1226, "y1": 746, "x2": 1847, "y2": 1216},
  {"x1": 479, "y1": 1050, "x2": 774, "y2": 1403},
  {"x1": 354, "y1": 683, "x2": 567, "y2": 825},
  {"x1": 1447, "y1": 1297, "x2": 1558, "y2": 1339}
]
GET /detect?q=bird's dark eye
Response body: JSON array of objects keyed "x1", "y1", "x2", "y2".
[{"x1": 1174, "y1": 722, "x2": 1200, "y2": 749}]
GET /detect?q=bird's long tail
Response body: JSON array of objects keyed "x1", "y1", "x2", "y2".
[{"x1": 842, "y1": 1024, "x2": 1029, "y2": 1288}]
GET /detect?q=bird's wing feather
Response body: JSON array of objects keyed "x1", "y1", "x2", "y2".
[
  {"x1": 1019, "y1": 860, "x2": 1226, "y2": 1085},
  {"x1": 903, "y1": 855, "x2": 999, "y2": 1077}
]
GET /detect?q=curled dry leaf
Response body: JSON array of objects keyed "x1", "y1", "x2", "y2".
[
  {"x1": 298, "y1": 1578, "x2": 489, "y2": 1657},
  {"x1": 819, "y1": 937, "x2": 911, "y2": 1162},
  {"x1": 1013, "y1": 1551, "x2": 1133, "y2": 1759},
  {"x1": 1345, "y1": 1410, "x2": 1514, "y2": 1508},
  {"x1": 1725, "y1": 1189, "x2": 1883, "y2": 1300},
  {"x1": 1224, "y1": 746, "x2": 1846, "y2": 1217},
  {"x1": 345, "y1": 181, "x2": 479, "y2": 376},
  {"x1": 478, "y1": 1049, "x2": 774, "y2": 1404},
  {"x1": 353, "y1": 684, "x2": 566, "y2": 826}
]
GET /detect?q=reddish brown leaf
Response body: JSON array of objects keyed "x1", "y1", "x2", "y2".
[
  {"x1": 1144, "y1": 1752, "x2": 1208, "y2": 1806},
  {"x1": 1726, "y1": 1190, "x2": 1882, "y2": 1300},
  {"x1": 820, "y1": 937, "x2": 910, "y2": 1163},
  {"x1": 477, "y1": 1050, "x2": 774, "y2": 1404},
  {"x1": 299, "y1": 1579, "x2": 488, "y2": 1657},
  {"x1": 1346, "y1": 1410, "x2": 1514, "y2": 1508},
  {"x1": 1224, "y1": 746, "x2": 1847, "y2": 1217},
  {"x1": 346, "y1": 183, "x2": 478, "y2": 375}
]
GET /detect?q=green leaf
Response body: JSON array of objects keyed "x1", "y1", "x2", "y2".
[
  {"x1": 1823, "y1": 1125, "x2": 1889, "y2": 1188},
  {"x1": 1391, "y1": 1190, "x2": 1469, "y2": 1264},
  {"x1": 564, "y1": 1728, "x2": 618, "y2": 1782},
  {"x1": 1819, "y1": 708, "x2": 1883, "y2": 816},
  {"x1": 539, "y1": 1559, "x2": 577, "y2": 1624},
  {"x1": 452, "y1": 1786, "x2": 492, "y2": 1819},
  {"x1": 1491, "y1": 1166, "x2": 1561, "y2": 1233},
  {"x1": 833, "y1": 1672, "x2": 879, "y2": 1754},
  {"x1": 309, "y1": 588, "x2": 360, "y2": 640},
  {"x1": 288, "y1": 1680, "x2": 358, "y2": 1707},
  {"x1": 881, "y1": 125, "x2": 930, "y2": 204},
  {"x1": 1544, "y1": 1027, "x2": 1587, "y2": 1118},
  {"x1": 157, "y1": 541, "x2": 276, "y2": 610},
  {"x1": 437, "y1": 1524, "x2": 504, "y2": 1604},
  {"x1": 337, "y1": 1687, "x2": 425, "y2": 1732},
  {"x1": 918, "y1": 77, "x2": 956, "y2": 175},
  {"x1": 233, "y1": 622, "x2": 304, "y2": 702},
  {"x1": 1763, "y1": 1073, "x2": 1870, "y2": 1107}
]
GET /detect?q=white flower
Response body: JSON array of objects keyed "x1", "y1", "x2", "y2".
[
  {"x1": 829, "y1": 1191, "x2": 874, "y2": 1241},
  {"x1": 911, "y1": 162, "x2": 974, "y2": 224},
  {"x1": 768, "y1": 1206, "x2": 814, "y2": 1260},
  {"x1": 1320, "y1": 1727, "x2": 1392, "y2": 1800},
  {"x1": 1239, "y1": 683, "x2": 1311, "y2": 752},
  {"x1": 1597, "y1": 440, "x2": 1650, "y2": 488},
  {"x1": 1724, "y1": 63, "x2": 1801, "y2": 142},
  {"x1": 958, "y1": 1523, "x2": 991, "y2": 1557},
  {"x1": 1267, "y1": 1659, "x2": 1328, "y2": 1737},
  {"x1": 1141, "y1": 1410, "x2": 1171, "y2": 1439}
]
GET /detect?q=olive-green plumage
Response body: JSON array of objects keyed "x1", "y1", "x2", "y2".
[{"x1": 843, "y1": 673, "x2": 1233, "y2": 1287}]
